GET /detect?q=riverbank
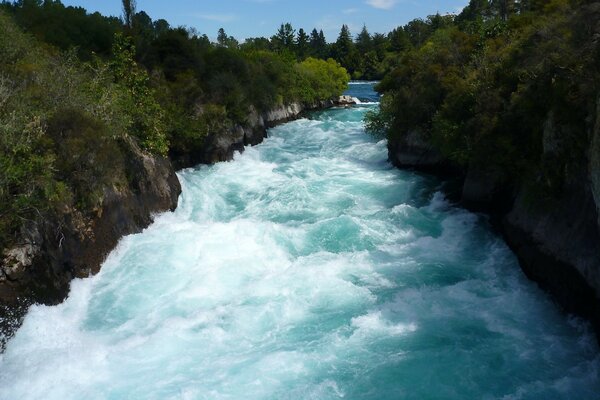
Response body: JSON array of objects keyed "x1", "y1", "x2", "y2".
[{"x1": 0, "y1": 96, "x2": 355, "y2": 350}]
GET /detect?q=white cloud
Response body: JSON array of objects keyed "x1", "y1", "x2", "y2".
[
  {"x1": 193, "y1": 13, "x2": 238, "y2": 23},
  {"x1": 365, "y1": 0, "x2": 397, "y2": 10}
]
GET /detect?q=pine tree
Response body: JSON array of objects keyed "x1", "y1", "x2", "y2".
[
  {"x1": 334, "y1": 25, "x2": 360, "y2": 75},
  {"x1": 217, "y1": 27, "x2": 227, "y2": 47},
  {"x1": 296, "y1": 28, "x2": 309, "y2": 59},
  {"x1": 272, "y1": 23, "x2": 296, "y2": 52},
  {"x1": 355, "y1": 24, "x2": 372, "y2": 55},
  {"x1": 334, "y1": 25, "x2": 352, "y2": 60},
  {"x1": 309, "y1": 28, "x2": 328, "y2": 59}
]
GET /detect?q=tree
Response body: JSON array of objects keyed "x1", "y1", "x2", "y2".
[
  {"x1": 309, "y1": 28, "x2": 328, "y2": 58},
  {"x1": 333, "y1": 25, "x2": 360, "y2": 75},
  {"x1": 491, "y1": 0, "x2": 515, "y2": 20},
  {"x1": 362, "y1": 51, "x2": 379, "y2": 80},
  {"x1": 217, "y1": 27, "x2": 227, "y2": 47},
  {"x1": 122, "y1": 0, "x2": 136, "y2": 30},
  {"x1": 389, "y1": 27, "x2": 411, "y2": 53},
  {"x1": 110, "y1": 33, "x2": 168, "y2": 154},
  {"x1": 153, "y1": 19, "x2": 170, "y2": 36},
  {"x1": 272, "y1": 23, "x2": 295, "y2": 52},
  {"x1": 404, "y1": 19, "x2": 432, "y2": 47},
  {"x1": 296, "y1": 58, "x2": 350, "y2": 100},
  {"x1": 241, "y1": 37, "x2": 271, "y2": 51},
  {"x1": 335, "y1": 24, "x2": 353, "y2": 56},
  {"x1": 356, "y1": 24, "x2": 372, "y2": 55},
  {"x1": 296, "y1": 28, "x2": 309, "y2": 59}
]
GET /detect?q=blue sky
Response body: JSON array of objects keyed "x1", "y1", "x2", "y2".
[{"x1": 61, "y1": 0, "x2": 469, "y2": 41}]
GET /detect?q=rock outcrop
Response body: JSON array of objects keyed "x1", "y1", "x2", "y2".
[
  {"x1": 0, "y1": 137, "x2": 181, "y2": 348},
  {"x1": 172, "y1": 99, "x2": 339, "y2": 168},
  {"x1": 387, "y1": 129, "x2": 453, "y2": 174}
]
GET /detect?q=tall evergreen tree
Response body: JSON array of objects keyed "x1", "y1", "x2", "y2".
[
  {"x1": 355, "y1": 24, "x2": 372, "y2": 55},
  {"x1": 309, "y1": 28, "x2": 328, "y2": 59},
  {"x1": 371, "y1": 33, "x2": 389, "y2": 60},
  {"x1": 492, "y1": 0, "x2": 515, "y2": 20},
  {"x1": 122, "y1": 0, "x2": 136, "y2": 29},
  {"x1": 296, "y1": 28, "x2": 309, "y2": 59},
  {"x1": 334, "y1": 24, "x2": 353, "y2": 61},
  {"x1": 272, "y1": 23, "x2": 296, "y2": 52},
  {"x1": 217, "y1": 27, "x2": 227, "y2": 47},
  {"x1": 334, "y1": 24, "x2": 361, "y2": 74},
  {"x1": 216, "y1": 28, "x2": 238, "y2": 48}
]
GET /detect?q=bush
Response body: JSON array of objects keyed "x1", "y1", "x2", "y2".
[{"x1": 296, "y1": 58, "x2": 350, "y2": 102}]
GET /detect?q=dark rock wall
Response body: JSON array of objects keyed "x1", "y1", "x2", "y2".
[{"x1": 0, "y1": 137, "x2": 181, "y2": 306}]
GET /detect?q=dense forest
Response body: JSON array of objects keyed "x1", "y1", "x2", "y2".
[
  {"x1": 0, "y1": 0, "x2": 352, "y2": 252},
  {"x1": 0, "y1": 0, "x2": 446, "y2": 81},
  {"x1": 367, "y1": 0, "x2": 600, "y2": 203}
]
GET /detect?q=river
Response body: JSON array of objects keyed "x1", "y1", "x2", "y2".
[{"x1": 1, "y1": 82, "x2": 599, "y2": 399}]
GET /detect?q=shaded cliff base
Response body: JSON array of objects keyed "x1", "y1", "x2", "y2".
[
  {"x1": 504, "y1": 220, "x2": 600, "y2": 340},
  {"x1": 388, "y1": 135, "x2": 600, "y2": 344}
]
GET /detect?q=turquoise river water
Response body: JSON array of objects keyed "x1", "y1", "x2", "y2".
[{"x1": 1, "y1": 82, "x2": 599, "y2": 399}]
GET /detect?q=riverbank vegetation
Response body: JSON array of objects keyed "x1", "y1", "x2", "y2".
[
  {"x1": 0, "y1": 0, "x2": 350, "y2": 250},
  {"x1": 367, "y1": 0, "x2": 599, "y2": 197}
]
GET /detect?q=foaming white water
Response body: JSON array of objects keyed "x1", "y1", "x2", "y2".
[
  {"x1": 348, "y1": 81, "x2": 380, "y2": 85},
  {"x1": 351, "y1": 97, "x2": 379, "y2": 105},
  {"x1": 1, "y1": 85, "x2": 599, "y2": 399}
]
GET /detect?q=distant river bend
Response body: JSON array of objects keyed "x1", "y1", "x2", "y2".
[{"x1": 1, "y1": 83, "x2": 599, "y2": 399}]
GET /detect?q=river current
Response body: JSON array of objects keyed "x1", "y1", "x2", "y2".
[{"x1": 1, "y1": 82, "x2": 599, "y2": 399}]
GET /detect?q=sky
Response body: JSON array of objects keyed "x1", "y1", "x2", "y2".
[{"x1": 60, "y1": 0, "x2": 470, "y2": 41}]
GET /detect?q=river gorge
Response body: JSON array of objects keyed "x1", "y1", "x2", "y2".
[{"x1": 1, "y1": 83, "x2": 599, "y2": 399}]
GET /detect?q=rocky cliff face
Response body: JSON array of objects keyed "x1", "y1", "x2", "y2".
[
  {"x1": 171, "y1": 99, "x2": 347, "y2": 169},
  {"x1": 387, "y1": 129, "x2": 449, "y2": 173},
  {"x1": 0, "y1": 137, "x2": 181, "y2": 348},
  {"x1": 388, "y1": 98, "x2": 600, "y2": 340}
]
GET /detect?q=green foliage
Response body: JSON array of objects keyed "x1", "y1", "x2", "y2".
[
  {"x1": 47, "y1": 110, "x2": 125, "y2": 209},
  {"x1": 365, "y1": 95, "x2": 393, "y2": 138},
  {"x1": 0, "y1": 11, "x2": 125, "y2": 247},
  {"x1": 295, "y1": 58, "x2": 350, "y2": 102},
  {"x1": 110, "y1": 33, "x2": 168, "y2": 155},
  {"x1": 0, "y1": 0, "x2": 121, "y2": 59},
  {"x1": 295, "y1": 28, "x2": 310, "y2": 59},
  {"x1": 217, "y1": 27, "x2": 239, "y2": 49},
  {"x1": 370, "y1": 0, "x2": 600, "y2": 197}
]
